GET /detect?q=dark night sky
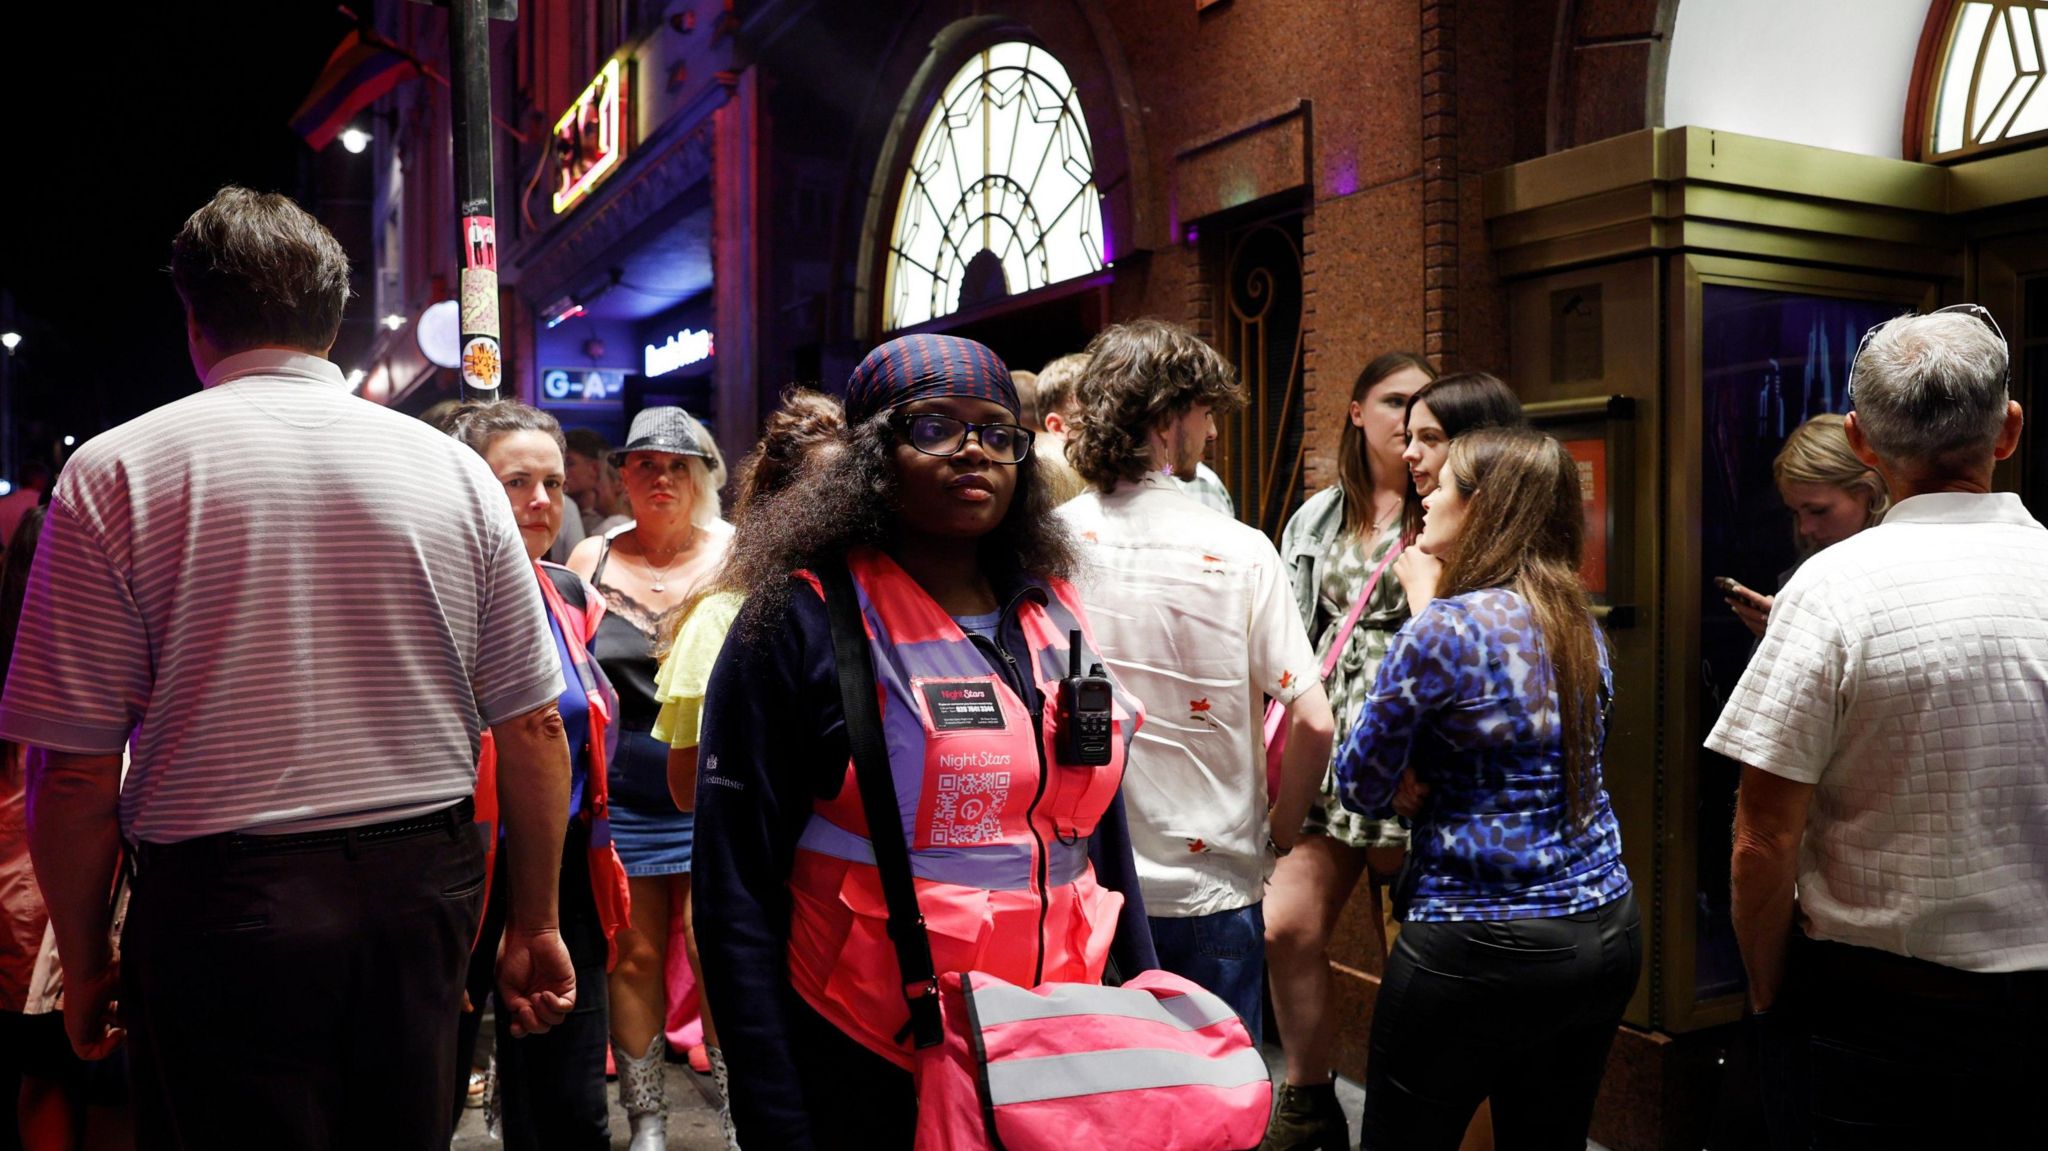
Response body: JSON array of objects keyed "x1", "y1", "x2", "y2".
[{"x1": 0, "y1": 1, "x2": 350, "y2": 474}]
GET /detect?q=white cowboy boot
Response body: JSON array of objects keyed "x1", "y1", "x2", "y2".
[
  {"x1": 614, "y1": 1035, "x2": 668, "y2": 1151},
  {"x1": 709, "y1": 1044, "x2": 741, "y2": 1149}
]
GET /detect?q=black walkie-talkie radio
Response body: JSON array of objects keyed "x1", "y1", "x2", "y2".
[{"x1": 1055, "y1": 629, "x2": 1114, "y2": 766}]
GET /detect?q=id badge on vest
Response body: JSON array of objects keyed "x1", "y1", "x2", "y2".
[{"x1": 909, "y1": 674, "x2": 1033, "y2": 850}]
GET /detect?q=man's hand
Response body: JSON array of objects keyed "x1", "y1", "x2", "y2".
[
  {"x1": 25, "y1": 747, "x2": 125, "y2": 1061},
  {"x1": 1391, "y1": 769, "x2": 1431, "y2": 821},
  {"x1": 1271, "y1": 684, "x2": 1335, "y2": 856},
  {"x1": 1393, "y1": 548, "x2": 1441, "y2": 616},
  {"x1": 61, "y1": 959, "x2": 124, "y2": 1060},
  {"x1": 1731, "y1": 766, "x2": 1814, "y2": 1013},
  {"x1": 496, "y1": 926, "x2": 575, "y2": 1038}
]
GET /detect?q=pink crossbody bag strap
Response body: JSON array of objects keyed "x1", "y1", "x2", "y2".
[{"x1": 1263, "y1": 535, "x2": 1406, "y2": 803}]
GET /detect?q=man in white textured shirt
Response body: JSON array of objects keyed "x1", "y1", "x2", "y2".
[
  {"x1": 1706, "y1": 306, "x2": 2045, "y2": 1147},
  {"x1": 0, "y1": 188, "x2": 577, "y2": 1148},
  {"x1": 1057, "y1": 319, "x2": 1333, "y2": 1044}
]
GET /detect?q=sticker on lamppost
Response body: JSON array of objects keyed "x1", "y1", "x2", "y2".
[
  {"x1": 461, "y1": 268, "x2": 500, "y2": 335},
  {"x1": 462, "y1": 337, "x2": 502, "y2": 392},
  {"x1": 464, "y1": 215, "x2": 498, "y2": 272}
]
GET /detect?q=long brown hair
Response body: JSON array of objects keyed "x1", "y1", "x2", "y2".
[
  {"x1": 1339, "y1": 352, "x2": 1436, "y2": 538},
  {"x1": 1437, "y1": 427, "x2": 1606, "y2": 826}
]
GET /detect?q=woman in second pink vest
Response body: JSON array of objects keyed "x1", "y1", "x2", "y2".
[{"x1": 694, "y1": 334, "x2": 1158, "y2": 1149}]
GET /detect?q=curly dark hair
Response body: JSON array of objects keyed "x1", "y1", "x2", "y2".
[
  {"x1": 1064, "y1": 319, "x2": 1246, "y2": 492},
  {"x1": 728, "y1": 410, "x2": 1076, "y2": 643},
  {"x1": 733, "y1": 388, "x2": 844, "y2": 512}
]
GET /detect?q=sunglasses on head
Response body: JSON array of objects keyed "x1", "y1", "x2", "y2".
[{"x1": 1847, "y1": 303, "x2": 2008, "y2": 405}]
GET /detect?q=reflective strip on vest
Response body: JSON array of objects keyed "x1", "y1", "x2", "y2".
[
  {"x1": 797, "y1": 817, "x2": 1091, "y2": 891},
  {"x1": 968, "y1": 980, "x2": 1240, "y2": 1032},
  {"x1": 982, "y1": 1046, "x2": 1270, "y2": 1106}
]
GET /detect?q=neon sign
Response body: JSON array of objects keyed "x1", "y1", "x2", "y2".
[
  {"x1": 644, "y1": 329, "x2": 714, "y2": 377},
  {"x1": 540, "y1": 368, "x2": 626, "y2": 403},
  {"x1": 553, "y1": 58, "x2": 629, "y2": 215}
]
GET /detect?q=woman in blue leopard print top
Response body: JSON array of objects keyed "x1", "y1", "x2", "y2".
[{"x1": 1334, "y1": 426, "x2": 1639, "y2": 1151}]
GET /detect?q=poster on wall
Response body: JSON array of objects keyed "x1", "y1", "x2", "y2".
[
  {"x1": 1526, "y1": 395, "x2": 1633, "y2": 623},
  {"x1": 1562, "y1": 437, "x2": 1607, "y2": 596}
]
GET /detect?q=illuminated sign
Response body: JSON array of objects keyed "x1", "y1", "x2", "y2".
[
  {"x1": 540, "y1": 368, "x2": 627, "y2": 404},
  {"x1": 553, "y1": 58, "x2": 629, "y2": 215},
  {"x1": 644, "y1": 329, "x2": 714, "y2": 377}
]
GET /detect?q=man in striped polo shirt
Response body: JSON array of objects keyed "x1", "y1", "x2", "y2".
[{"x1": 0, "y1": 187, "x2": 577, "y2": 1148}]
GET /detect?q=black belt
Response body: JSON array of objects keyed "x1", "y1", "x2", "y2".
[
  {"x1": 131, "y1": 797, "x2": 475, "y2": 874},
  {"x1": 1798, "y1": 934, "x2": 2048, "y2": 1007}
]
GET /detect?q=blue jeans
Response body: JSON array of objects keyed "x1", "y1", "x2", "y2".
[{"x1": 1147, "y1": 903, "x2": 1265, "y2": 1045}]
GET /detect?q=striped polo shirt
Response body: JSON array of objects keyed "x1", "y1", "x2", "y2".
[{"x1": 0, "y1": 350, "x2": 565, "y2": 843}]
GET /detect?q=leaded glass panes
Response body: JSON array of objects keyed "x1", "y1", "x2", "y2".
[
  {"x1": 1927, "y1": 2, "x2": 2048, "y2": 159},
  {"x1": 883, "y1": 42, "x2": 1105, "y2": 331}
]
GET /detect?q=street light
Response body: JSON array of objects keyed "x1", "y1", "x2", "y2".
[
  {"x1": 0, "y1": 332, "x2": 18, "y2": 352},
  {"x1": 339, "y1": 127, "x2": 372, "y2": 154}
]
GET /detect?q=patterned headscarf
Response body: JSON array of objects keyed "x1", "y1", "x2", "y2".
[{"x1": 843, "y1": 333, "x2": 1019, "y2": 425}]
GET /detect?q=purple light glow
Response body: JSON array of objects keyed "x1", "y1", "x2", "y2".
[{"x1": 1326, "y1": 156, "x2": 1360, "y2": 199}]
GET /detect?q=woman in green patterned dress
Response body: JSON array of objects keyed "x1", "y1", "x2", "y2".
[
  {"x1": 1262, "y1": 362, "x2": 1526, "y2": 1151},
  {"x1": 1263, "y1": 352, "x2": 1434, "y2": 1149}
]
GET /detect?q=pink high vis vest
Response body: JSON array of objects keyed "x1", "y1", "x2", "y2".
[
  {"x1": 914, "y1": 969, "x2": 1273, "y2": 1151},
  {"x1": 786, "y1": 548, "x2": 1142, "y2": 1069}
]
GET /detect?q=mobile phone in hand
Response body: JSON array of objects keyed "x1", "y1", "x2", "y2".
[{"x1": 1716, "y1": 576, "x2": 1765, "y2": 608}]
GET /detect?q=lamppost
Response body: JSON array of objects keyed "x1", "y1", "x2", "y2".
[{"x1": 0, "y1": 331, "x2": 18, "y2": 484}]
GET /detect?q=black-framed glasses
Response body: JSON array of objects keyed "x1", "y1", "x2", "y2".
[
  {"x1": 1847, "y1": 302, "x2": 2008, "y2": 404},
  {"x1": 889, "y1": 409, "x2": 1035, "y2": 465}
]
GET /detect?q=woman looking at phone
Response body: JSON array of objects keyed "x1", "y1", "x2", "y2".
[
  {"x1": 1722, "y1": 414, "x2": 1889, "y2": 637},
  {"x1": 1336, "y1": 427, "x2": 1638, "y2": 1151}
]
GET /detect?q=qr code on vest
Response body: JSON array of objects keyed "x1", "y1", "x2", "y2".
[{"x1": 930, "y1": 772, "x2": 1010, "y2": 845}]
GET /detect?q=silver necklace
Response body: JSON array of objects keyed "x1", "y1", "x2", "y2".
[{"x1": 638, "y1": 530, "x2": 694, "y2": 593}]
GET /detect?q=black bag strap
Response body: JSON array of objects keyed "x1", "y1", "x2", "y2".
[{"x1": 817, "y1": 559, "x2": 945, "y2": 1050}]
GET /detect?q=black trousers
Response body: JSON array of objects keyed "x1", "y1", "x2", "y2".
[
  {"x1": 121, "y1": 807, "x2": 486, "y2": 1151},
  {"x1": 1757, "y1": 934, "x2": 2048, "y2": 1150},
  {"x1": 454, "y1": 822, "x2": 611, "y2": 1151},
  {"x1": 1361, "y1": 891, "x2": 1641, "y2": 1151},
  {"x1": 789, "y1": 995, "x2": 917, "y2": 1149}
]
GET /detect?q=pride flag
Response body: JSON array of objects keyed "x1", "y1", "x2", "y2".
[{"x1": 289, "y1": 30, "x2": 419, "y2": 150}]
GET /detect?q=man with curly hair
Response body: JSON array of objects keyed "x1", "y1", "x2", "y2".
[{"x1": 1057, "y1": 318, "x2": 1333, "y2": 1043}]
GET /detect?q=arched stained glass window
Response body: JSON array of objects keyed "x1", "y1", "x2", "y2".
[
  {"x1": 1926, "y1": 1, "x2": 2048, "y2": 159},
  {"x1": 883, "y1": 42, "x2": 1105, "y2": 331}
]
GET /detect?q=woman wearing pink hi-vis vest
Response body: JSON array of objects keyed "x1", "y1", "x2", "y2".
[{"x1": 694, "y1": 335, "x2": 1161, "y2": 1148}]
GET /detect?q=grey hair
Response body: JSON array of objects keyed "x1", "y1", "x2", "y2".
[{"x1": 1850, "y1": 311, "x2": 2009, "y2": 465}]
